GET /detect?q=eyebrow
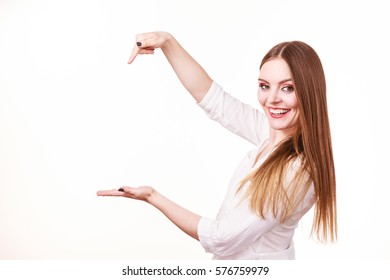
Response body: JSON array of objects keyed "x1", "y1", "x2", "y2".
[{"x1": 258, "y1": 78, "x2": 293, "y2": 84}]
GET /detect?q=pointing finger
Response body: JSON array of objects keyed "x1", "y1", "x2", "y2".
[{"x1": 127, "y1": 44, "x2": 140, "y2": 64}]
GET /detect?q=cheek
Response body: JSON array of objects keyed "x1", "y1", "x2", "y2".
[
  {"x1": 288, "y1": 96, "x2": 300, "y2": 122},
  {"x1": 286, "y1": 94, "x2": 299, "y2": 110},
  {"x1": 257, "y1": 91, "x2": 267, "y2": 106}
]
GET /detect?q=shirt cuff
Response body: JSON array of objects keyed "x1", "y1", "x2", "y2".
[
  {"x1": 197, "y1": 80, "x2": 223, "y2": 111},
  {"x1": 197, "y1": 216, "x2": 215, "y2": 253}
]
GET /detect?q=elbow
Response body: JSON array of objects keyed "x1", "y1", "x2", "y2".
[
  {"x1": 200, "y1": 231, "x2": 244, "y2": 257},
  {"x1": 198, "y1": 216, "x2": 272, "y2": 257}
]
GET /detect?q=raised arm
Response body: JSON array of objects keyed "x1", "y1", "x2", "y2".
[{"x1": 128, "y1": 32, "x2": 212, "y2": 103}]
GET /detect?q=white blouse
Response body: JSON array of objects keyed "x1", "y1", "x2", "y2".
[{"x1": 196, "y1": 81, "x2": 315, "y2": 260}]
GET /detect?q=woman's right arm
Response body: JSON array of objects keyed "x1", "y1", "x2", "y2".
[
  {"x1": 128, "y1": 31, "x2": 266, "y2": 145},
  {"x1": 128, "y1": 32, "x2": 212, "y2": 103}
]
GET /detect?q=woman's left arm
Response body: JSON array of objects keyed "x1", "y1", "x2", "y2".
[{"x1": 97, "y1": 186, "x2": 201, "y2": 240}]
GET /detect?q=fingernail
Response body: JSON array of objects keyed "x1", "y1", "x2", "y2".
[
  {"x1": 118, "y1": 188, "x2": 124, "y2": 192},
  {"x1": 136, "y1": 42, "x2": 142, "y2": 47}
]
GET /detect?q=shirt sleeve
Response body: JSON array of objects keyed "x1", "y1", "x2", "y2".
[
  {"x1": 197, "y1": 197, "x2": 279, "y2": 257},
  {"x1": 197, "y1": 81, "x2": 268, "y2": 146}
]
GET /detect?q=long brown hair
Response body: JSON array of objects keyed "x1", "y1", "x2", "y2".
[{"x1": 239, "y1": 41, "x2": 337, "y2": 242}]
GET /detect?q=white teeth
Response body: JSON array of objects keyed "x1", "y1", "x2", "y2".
[{"x1": 270, "y1": 108, "x2": 290, "y2": 115}]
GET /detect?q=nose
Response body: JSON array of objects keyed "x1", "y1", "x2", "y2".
[{"x1": 267, "y1": 89, "x2": 282, "y2": 104}]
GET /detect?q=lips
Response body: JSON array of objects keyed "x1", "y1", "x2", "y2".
[{"x1": 268, "y1": 107, "x2": 291, "y2": 118}]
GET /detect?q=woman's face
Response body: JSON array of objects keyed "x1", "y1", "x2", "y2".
[{"x1": 258, "y1": 58, "x2": 300, "y2": 137}]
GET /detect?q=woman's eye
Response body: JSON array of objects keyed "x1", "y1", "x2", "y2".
[
  {"x1": 282, "y1": 85, "x2": 294, "y2": 92},
  {"x1": 259, "y1": 83, "x2": 269, "y2": 90}
]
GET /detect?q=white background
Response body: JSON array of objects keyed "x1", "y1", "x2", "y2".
[{"x1": 1, "y1": 0, "x2": 389, "y2": 260}]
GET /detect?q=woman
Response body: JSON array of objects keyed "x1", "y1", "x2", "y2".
[{"x1": 97, "y1": 31, "x2": 337, "y2": 259}]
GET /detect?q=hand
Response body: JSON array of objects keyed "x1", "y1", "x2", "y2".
[
  {"x1": 97, "y1": 185, "x2": 201, "y2": 240},
  {"x1": 97, "y1": 186, "x2": 155, "y2": 202},
  {"x1": 127, "y1": 31, "x2": 172, "y2": 64}
]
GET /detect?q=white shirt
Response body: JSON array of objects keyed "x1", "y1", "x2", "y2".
[{"x1": 197, "y1": 81, "x2": 315, "y2": 260}]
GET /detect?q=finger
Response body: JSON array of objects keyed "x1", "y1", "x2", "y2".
[
  {"x1": 119, "y1": 186, "x2": 135, "y2": 193},
  {"x1": 127, "y1": 44, "x2": 140, "y2": 64},
  {"x1": 96, "y1": 189, "x2": 125, "y2": 196},
  {"x1": 127, "y1": 47, "x2": 154, "y2": 64},
  {"x1": 135, "y1": 37, "x2": 159, "y2": 50},
  {"x1": 139, "y1": 48, "x2": 155, "y2": 54}
]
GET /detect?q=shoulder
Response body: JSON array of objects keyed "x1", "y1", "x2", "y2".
[{"x1": 284, "y1": 156, "x2": 314, "y2": 197}]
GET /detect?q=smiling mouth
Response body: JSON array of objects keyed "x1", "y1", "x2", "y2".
[{"x1": 268, "y1": 107, "x2": 291, "y2": 118}]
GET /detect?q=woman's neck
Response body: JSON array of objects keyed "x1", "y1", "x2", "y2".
[{"x1": 269, "y1": 129, "x2": 293, "y2": 146}]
